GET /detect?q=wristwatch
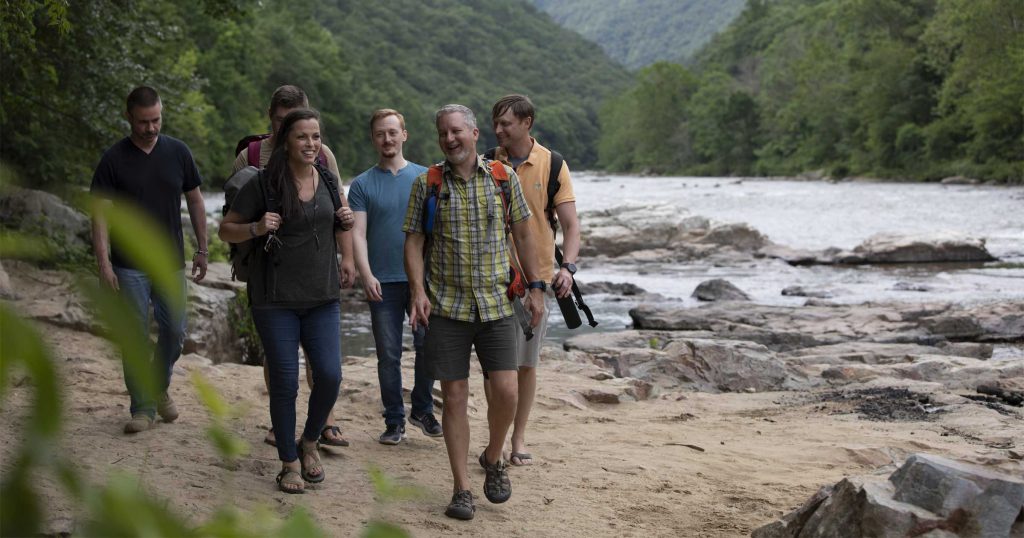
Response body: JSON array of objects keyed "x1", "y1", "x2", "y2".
[
  {"x1": 560, "y1": 262, "x2": 577, "y2": 275},
  {"x1": 527, "y1": 281, "x2": 547, "y2": 291}
]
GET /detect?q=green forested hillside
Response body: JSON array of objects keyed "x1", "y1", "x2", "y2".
[
  {"x1": 598, "y1": 0, "x2": 1024, "y2": 183},
  {"x1": 528, "y1": 0, "x2": 746, "y2": 68},
  {"x1": 1, "y1": 0, "x2": 630, "y2": 187}
]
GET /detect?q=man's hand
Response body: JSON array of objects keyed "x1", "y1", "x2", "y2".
[
  {"x1": 362, "y1": 274, "x2": 383, "y2": 302},
  {"x1": 525, "y1": 288, "x2": 546, "y2": 327},
  {"x1": 99, "y1": 264, "x2": 119, "y2": 291},
  {"x1": 552, "y1": 267, "x2": 574, "y2": 298},
  {"x1": 192, "y1": 253, "x2": 208, "y2": 283},
  {"x1": 409, "y1": 290, "x2": 431, "y2": 331},
  {"x1": 340, "y1": 260, "x2": 356, "y2": 289}
]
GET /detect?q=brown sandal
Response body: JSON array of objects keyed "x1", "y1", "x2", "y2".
[{"x1": 276, "y1": 468, "x2": 304, "y2": 494}]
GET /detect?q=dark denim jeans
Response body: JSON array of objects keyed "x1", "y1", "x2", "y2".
[
  {"x1": 113, "y1": 266, "x2": 186, "y2": 417},
  {"x1": 253, "y1": 300, "x2": 341, "y2": 463},
  {"x1": 369, "y1": 282, "x2": 432, "y2": 426}
]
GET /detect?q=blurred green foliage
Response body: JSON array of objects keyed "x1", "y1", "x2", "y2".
[
  {"x1": 599, "y1": 0, "x2": 1024, "y2": 183},
  {"x1": 0, "y1": 182, "x2": 407, "y2": 536}
]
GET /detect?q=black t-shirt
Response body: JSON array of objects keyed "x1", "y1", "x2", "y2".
[
  {"x1": 90, "y1": 135, "x2": 202, "y2": 269},
  {"x1": 230, "y1": 170, "x2": 340, "y2": 308}
]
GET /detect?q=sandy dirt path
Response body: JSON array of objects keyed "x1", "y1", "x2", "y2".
[{"x1": 2, "y1": 267, "x2": 1019, "y2": 537}]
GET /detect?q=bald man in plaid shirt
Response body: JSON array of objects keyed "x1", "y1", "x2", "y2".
[{"x1": 404, "y1": 104, "x2": 544, "y2": 520}]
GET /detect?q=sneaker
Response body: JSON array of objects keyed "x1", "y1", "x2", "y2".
[
  {"x1": 409, "y1": 412, "x2": 443, "y2": 437},
  {"x1": 481, "y1": 454, "x2": 512, "y2": 504},
  {"x1": 378, "y1": 424, "x2": 406, "y2": 445},
  {"x1": 445, "y1": 489, "x2": 475, "y2": 520},
  {"x1": 124, "y1": 413, "x2": 154, "y2": 434},
  {"x1": 157, "y1": 393, "x2": 179, "y2": 422}
]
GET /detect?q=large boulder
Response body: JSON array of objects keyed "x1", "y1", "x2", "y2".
[
  {"x1": 843, "y1": 232, "x2": 996, "y2": 264},
  {"x1": 185, "y1": 261, "x2": 249, "y2": 364},
  {"x1": 754, "y1": 453, "x2": 1024, "y2": 538},
  {"x1": 0, "y1": 188, "x2": 91, "y2": 249},
  {"x1": 579, "y1": 204, "x2": 688, "y2": 257},
  {"x1": 762, "y1": 232, "x2": 997, "y2": 266},
  {"x1": 563, "y1": 330, "x2": 802, "y2": 392},
  {"x1": 691, "y1": 279, "x2": 750, "y2": 301},
  {"x1": 692, "y1": 222, "x2": 767, "y2": 251}
]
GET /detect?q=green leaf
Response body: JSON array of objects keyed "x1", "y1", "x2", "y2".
[
  {"x1": 366, "y1": 466, "x2": 426, "y2": 502},
  {"x1": 206, "y1": 425, "x2": 250, "y2": 461},
  {"x1": 80, "y1": 473, "x2": 195, "y2": 537},
  {"x1": 0, "y1": 303, "x2": 62, "y2": 441},
  {"x1": 92, "y1": 199, "x2": 185, "y2": 317},
  {"x1": 363, "y1": 521, "x2": 410, "y2": 538},
  {"x1": 191, "y1": 371, "x2": 230, "y2": 419},
  {"x1": 77, "y1": 277, "x2": 159, "y2": 408},
  {"x1": 0, "y1": 231, "x2": 56, "y2": 260},
  {"x1": 275, "y1": 507, "x2": 324, "y2": 538}
]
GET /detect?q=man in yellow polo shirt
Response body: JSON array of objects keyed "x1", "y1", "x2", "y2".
[{"x1": 486, "y1": 94, "x2": 581, "y2": 467}]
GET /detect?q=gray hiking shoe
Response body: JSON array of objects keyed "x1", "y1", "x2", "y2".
[
  {"x1": 445, "y1": 489, "x2": 475, "y2": 520},
  {"x1": 409, "y1": 412, "x2": 442, "y2": 437},
  {"x1": 378, "y1": 424, "x2": 406, "y2": 445},
  {"x1": 481, "y1": 454, "x2": 512, "y2": 504},
  {"x1": 157, "y1": 393, "x2": 179, "y2": 422},
  {"x1": 124, "y1": 413, "x2": 154, "y2": 434}
]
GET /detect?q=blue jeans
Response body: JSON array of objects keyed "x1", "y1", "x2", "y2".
[
  {"x1": 369, "y1": 282, "x2": 432, "y2": 426},
  {"x1": 113, "y1": 267, "x2": 187, "y2": 417},
  {"x1": 253, "y1": 301, "x2": 341, "y2": 463}
]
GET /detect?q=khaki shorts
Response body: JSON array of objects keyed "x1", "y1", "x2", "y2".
[
  {"x1": 423, "y1": 314, "x2": 518, "y2": 381},
  {"x1": 515, "y1": 294, "x2": 550, "y2": 368}
]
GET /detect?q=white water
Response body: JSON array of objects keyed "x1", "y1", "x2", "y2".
[{"x1": 201, "y1": 175, "x2": 1024, "y2": 351}]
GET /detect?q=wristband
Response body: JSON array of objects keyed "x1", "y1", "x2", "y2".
[
  {"x1": 249, "y1": 222, "x2": 258, "y2": 238},
  {"x1": 193, "y1": 250, "x2": 208, "y2": 257}
]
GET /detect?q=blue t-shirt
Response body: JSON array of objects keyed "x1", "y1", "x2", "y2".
[{"x1": 349, "y1": 162, "x2": 428, "y2": 283}]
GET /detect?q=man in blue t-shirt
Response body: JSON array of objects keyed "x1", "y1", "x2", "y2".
[
  {"x1": 90, "y1": 86, "x2": 209, "y2": 434},
  {"x1": 349, "y1": 109, "x2": 440, "y2": 445}
]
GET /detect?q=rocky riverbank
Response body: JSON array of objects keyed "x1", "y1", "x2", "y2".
[{"x1": 2, "y1": 186, "x2": 1021, "y2": 535}]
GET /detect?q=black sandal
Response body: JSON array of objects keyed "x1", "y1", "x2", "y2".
[{"x1": 319, "y1": 425, "x2": 350, "y2": 447}]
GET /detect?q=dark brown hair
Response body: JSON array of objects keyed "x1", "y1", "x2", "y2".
[
  {"x1": 491, "y1": 94, "x2": 535, "y2": 124},
  {"x1": 269, "y1": 85, "x2": 309, "y2": 116},
  {"x1": 126, "y1": 86, "x2": 160, "y2": 113},
  {"x1": 265, "y1": 108, "x2": 320, "y2": 218}
]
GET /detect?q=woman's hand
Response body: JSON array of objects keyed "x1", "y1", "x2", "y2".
[
  {"x1": 259, "y1": 212, "x2": 283, "y2": 235},
  {"x1": 335, "y1": 206, "x2": 354, "y2": 231}
]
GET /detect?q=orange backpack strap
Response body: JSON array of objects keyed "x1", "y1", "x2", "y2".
[
  {"x1": 427, "y1": 164, "x2": 444, "y2": 190},
  {"x1": 488, "y1": 160, "x2": 508, "y2": 181}
]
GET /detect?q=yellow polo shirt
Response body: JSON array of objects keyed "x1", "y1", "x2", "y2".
[{"x1": 493, "y1": 138, "x2": 575, "y2": 281}]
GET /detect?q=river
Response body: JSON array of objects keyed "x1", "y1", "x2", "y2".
[{"x1": 203, "y1": 175, "x2": 1024, "y2": 355}]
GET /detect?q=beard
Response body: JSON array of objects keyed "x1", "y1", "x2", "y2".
[{"x1": 444, "y1": 145, "x2": 473, "y2": 165}]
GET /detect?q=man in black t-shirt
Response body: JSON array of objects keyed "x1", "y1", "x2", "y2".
[{"x1": 90, "y1": 86, "x2": 209, "y2": 434}]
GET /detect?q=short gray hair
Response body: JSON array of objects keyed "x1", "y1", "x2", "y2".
[{"x1": 435, "y1": 104, "x2": 477, "y2": 130}]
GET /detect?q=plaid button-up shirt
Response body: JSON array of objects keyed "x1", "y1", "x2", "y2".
[{"x1": 403, "y1": 157, "x2": 531, "y2": 322}]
